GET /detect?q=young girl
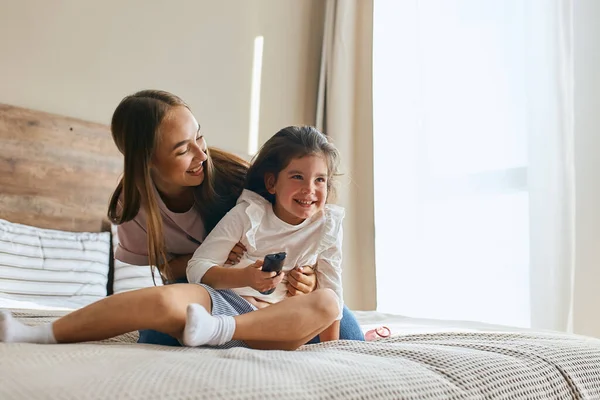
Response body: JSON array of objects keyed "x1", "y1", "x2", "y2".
[
  {"x1": 185, "y1": 125, "x2": 344, "y2": 344},
  {"x1": 0, "y1": 126, "x2": 343, "y2": 349}
]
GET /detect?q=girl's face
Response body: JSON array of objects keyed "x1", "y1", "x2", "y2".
[
  {"x1": 151, "y1": 106, "x2": 208, "y2": 193},
  {"x1": 266, "y1": 154, "x2": 329, "y2": 225}
]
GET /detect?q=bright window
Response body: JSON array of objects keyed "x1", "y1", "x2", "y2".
[{"x1": 373, "y1": 0, "x2": 535, "y2": 327}]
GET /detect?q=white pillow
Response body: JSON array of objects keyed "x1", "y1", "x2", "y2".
[
  {"x1": 110, "y1": 225, "x2": 162, "y2": 294},
  {"x1": 0, "y1": 219, "x2": 110, "y2": 308}
]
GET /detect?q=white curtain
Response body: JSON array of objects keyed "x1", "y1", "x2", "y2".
[
  {"x1": 373, "y1": 0, "x2": 575, "y2": 331},
  {"x1": 317, "y1": 0, "x2": 376, "y2": 311}
]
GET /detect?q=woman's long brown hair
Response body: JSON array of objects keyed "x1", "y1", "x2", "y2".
[{"x1": 107, "y1": 90, "x2": 248, "y2": 283}]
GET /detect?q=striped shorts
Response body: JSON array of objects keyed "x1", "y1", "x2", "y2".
[{"x1": 197, "y1": 283, "x2": 257, "y2": 349}]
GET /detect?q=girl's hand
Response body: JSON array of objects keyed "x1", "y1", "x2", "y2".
[
  {"x1": 225, "y1": 242, "x2": 247, "y2": 265},
  {"x1": 286, "y1": 265, "x2": 317, "y2": 296},
  {"x1": 244, "y1": 260, "x2": 284, "y2": 293}
]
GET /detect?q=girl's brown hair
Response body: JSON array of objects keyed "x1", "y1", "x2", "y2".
[
  {"x1": 246, "y1": 126, "x2": 340, "y2": 204},
  {"x1": 108, "y1": 90, "x2": 248, "y2": 282}
]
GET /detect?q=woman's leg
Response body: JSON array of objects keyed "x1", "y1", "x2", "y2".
[
  {"x1": 137, "y1": 329, "x2": 181, "y2": 346},
  {"x1": 339, "y1": 305, "x2": 365, "y2": 341}
]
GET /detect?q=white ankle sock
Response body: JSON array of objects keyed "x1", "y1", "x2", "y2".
[
  {"x1": 182, "y1": 303, "x2": 236, "y2": 347},
  {"x1": 0, "y1": 310, "x2": 57, "y2": 344}
]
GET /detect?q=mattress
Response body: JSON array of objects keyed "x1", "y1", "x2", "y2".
[{"x1": 2, "y1": 305, "x2": 600, "y2": 399}]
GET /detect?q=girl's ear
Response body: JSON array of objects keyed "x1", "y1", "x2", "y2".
[{"x1": 265, "y1": 173, "x2": 277, "y2": 194}]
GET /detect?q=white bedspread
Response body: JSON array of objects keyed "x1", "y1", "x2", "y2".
[{"x1": 2, "y1": 307, "x2": 600, "y2": 399}]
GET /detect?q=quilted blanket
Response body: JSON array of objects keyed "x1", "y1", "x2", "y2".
[{"x1": 2, "y1": 308, "x2": 600, "y2": 399}]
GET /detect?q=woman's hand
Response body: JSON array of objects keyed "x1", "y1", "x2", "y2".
[
  {"x1": 244, "y1": 260, "x2": 284, "y2": 293},
  {"x1": 225, "y1": 242, "x2": 247, "y2": 265},
  {"x1": 286, "y1": 265, "x2": 317, "y2": 296},
  {"x1": 164, "y1": 254, "x2": 193, "y2": 281}
]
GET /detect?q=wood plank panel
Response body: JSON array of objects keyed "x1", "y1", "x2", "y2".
[{"x1": 0, "y1": 104, "x2": 123, "y2": 232}]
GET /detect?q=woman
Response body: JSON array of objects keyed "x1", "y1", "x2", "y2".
[{"x1": 109, "y1": 90, "x2": 363, "y2": 345}]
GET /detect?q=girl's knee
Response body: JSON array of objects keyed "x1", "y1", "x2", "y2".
[
  {"x1": 151, "y1": 286, "x2": 186, "y2": 323},
  {"x1": 151, "y1": 284, "x2": 211, "y2": 323},
  {"x1": 311, "y1": 288, "x2": 340, "y2": 322}
]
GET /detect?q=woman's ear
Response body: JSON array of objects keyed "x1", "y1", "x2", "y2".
[
  {"x1": 265, "y1": 173, "x2": 277, "y2": 194},
  {"x1": 148, "y1": 153, "x2": 157, "y2": 169}
]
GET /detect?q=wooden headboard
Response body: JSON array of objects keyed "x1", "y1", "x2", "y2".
[{"x1": 0, "y1": 104, "x2": 123, "y2": 232}]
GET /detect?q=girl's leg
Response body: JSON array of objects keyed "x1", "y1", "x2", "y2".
[
  {"x1": 137, "y1": 276, "x2": 190, "y2": 347},
  {"x1": 234, "y1": 288, "x2": 339, "y2": 350},
  {"x1": 2, "y1": 285, "x2": 338, "y2": 350},
  {"x1": 305, "y1": 305, "x2": 365, "y2": 344},
  {"x1": 53, "y1": 283, "x2": 210, "y2": 343},
  {"x1": 182, "y1": 288, "x2": 339, "y2": 350},
  {"x1": 0, "y1": 284, "x2": 200, "y2": 345}
]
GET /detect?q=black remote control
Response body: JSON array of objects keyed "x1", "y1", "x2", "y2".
[{"x1": 259, "y1": 252, "x2": 286, "y2": 295}]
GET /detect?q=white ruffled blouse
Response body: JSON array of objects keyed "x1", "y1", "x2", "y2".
[{"x1": 187, "y1": 189, "x2": 345, "y2": 319}]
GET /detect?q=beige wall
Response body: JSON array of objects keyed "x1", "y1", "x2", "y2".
[
  {"x1": 0, "y1": 0, "x2": 325, "y2": 157},
  {"x1": 0, "y1": 0, "x2": 379, "y2": 310}
]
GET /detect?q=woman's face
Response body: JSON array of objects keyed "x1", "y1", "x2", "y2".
[{"x1": 151, "y1": 106, "x2": 208, "y2": 192}]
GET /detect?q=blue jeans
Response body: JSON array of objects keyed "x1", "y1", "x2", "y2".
[{"x1": 138, "y1": 302, "x2": 365, "y2": 346}]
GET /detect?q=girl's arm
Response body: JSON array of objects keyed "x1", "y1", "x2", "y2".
[
  {"x1": 186, "y1": 206, "x2": 281, "y2": 292},
  {"x1": 166, "y1": 242, "x2": 247, "y2": 282},
  {"x1": 202, "y1": 259, "x2": 283, "y2": 292},
  {"x1": 166, "y1": 242, "x2": 247, "y2": 283},
  {"x1": 201, "y1": 264, "x2": 251, "y2": 289},
  {"x1": 186, "y1": 206, "x2": 247, "y2": 286},
  {"x1": 316, "y1": 230, "x2": 344, "y2": 341}
]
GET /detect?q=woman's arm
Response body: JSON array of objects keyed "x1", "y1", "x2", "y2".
[
  {"x1": 115, "y1": 217, "x2": 191, "y2": 282},
  {"x1": 114, "y1": 220, "x2": 152, "y2": 266},
  {"x1": 163, "y1": 254, "x2": 193, "y2": 281}
]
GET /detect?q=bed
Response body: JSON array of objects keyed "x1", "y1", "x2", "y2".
[{"x1": 1, "y1": 104, "x2": 600, "y2": 399}]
